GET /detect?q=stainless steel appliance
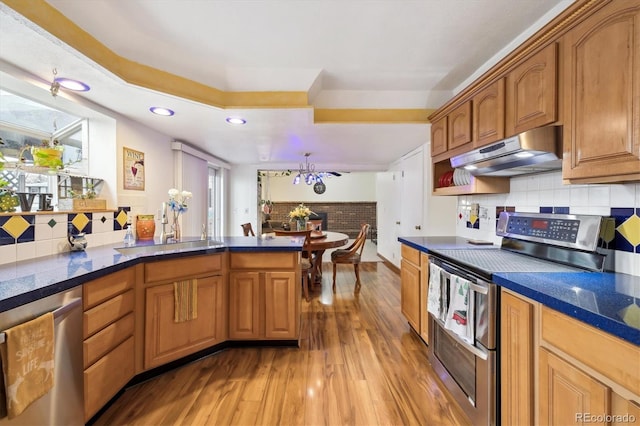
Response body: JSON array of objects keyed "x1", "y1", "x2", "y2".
[
  {"x1": 427, "y1": 212, "x2": 604, "y2": 426},
  {"x1": 450, "y1": 126, "x2": 562, "y2": 176},
  {"x1": 0, "y1": 286, "x2": 83, "y2": 426}
]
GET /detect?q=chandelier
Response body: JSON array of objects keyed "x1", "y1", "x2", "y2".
[{"x1": 292, "y1": 153, "x2": 322, "y2": 186}]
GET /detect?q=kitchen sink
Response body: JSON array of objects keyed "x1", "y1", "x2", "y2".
[{"x1": 115, "y1": 239, "x2": 224, "y2": 256}]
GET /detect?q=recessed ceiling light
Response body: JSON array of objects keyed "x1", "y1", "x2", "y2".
[
  {"x1": 226, "y1": 117, "x2": 246, "y2": 125},
  {"x1": 54, "y1": 77, "x2": 90, "y2": 92},
  {"x1": 150, "y1": 107, "x2": 175, "y2": 116}
]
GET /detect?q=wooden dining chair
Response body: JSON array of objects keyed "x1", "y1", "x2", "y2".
[
  {"x1": 331, "y1": 223, "x2": 370, "y2": 293},
  {"x1": 274, "y1": 230, "x2": 314, "y2": 301},
  {"x1": 241, "y1": 222, "x2": 255, "y2": 236}
]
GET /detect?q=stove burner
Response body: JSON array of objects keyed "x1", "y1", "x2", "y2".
[{"x1": 435, "y1": 248, "x2": 582, "y2": 276}]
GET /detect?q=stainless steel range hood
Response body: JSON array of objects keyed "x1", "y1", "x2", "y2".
[{"x1": 450, "y1": 126, "x2": 562, "y2": 176}]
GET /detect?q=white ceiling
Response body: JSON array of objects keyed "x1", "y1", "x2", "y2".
[{"x1": 0, "y1": 0, "x2": 571, "y2": 171}]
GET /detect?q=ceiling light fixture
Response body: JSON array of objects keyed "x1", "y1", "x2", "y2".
[
  {"x1": 293, "y1": 153, "x2": 318, "y2": 186},
  {"x1": 49, "y1": 69, "x2": 90, "y2": 97},
  {"x1": 226, "y1": 117, "x2": 246, "y2": 125},
  {"x1": 55, "y1": 78, "x2": 90, "y2": 92},
  {"x1": 150, "y1": 107, "x2": 175, "y2": 116}
]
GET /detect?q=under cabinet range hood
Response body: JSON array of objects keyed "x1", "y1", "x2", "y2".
[{"x1": 450, "y1": 126, "x2": 562, "y2": 176}]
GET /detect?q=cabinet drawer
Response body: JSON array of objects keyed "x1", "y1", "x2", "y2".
[
  {"x1": 541, "y1": 306, "x2": 640, "y2": 395},
  {"x1": 401, "y1": 244, "x2": 420, "y2": 265},
  {"x1": 83, "y1": 289, "x2": 134, "y2": 338},
  {"x1": 230, "y1": 252, "x2": 297, "y2": 270},
  {"x1": 83, "y1": 267, "x2": 134, "y2": 310},
  {"x1": 145, "y1": 254, "x2": 222, "y2": 283},
  {"x1": 83, "y1": 312, "x2": 134, "y2": 369},
  {"x1": 84, "y1": 336, "x2": 135, "y2": 422}
]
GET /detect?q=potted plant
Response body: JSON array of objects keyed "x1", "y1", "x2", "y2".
[{"x1": 31, "y1": 138, "x2": 64, "y2": 169}]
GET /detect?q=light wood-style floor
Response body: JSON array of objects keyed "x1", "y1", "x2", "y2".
[{"x1": 94, "y1": 261, "x2": 469, "y2": 426}]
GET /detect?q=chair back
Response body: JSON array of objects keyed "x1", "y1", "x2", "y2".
[
  {"x1": 347, "y1": 223, "x2": 370, "y2": 256},
  {"x1": 241, "y1": 222, "x2": 255, "y2": 236}
]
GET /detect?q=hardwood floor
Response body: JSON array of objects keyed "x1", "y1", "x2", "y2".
[{"x1": 94, "y1": 261, "x2": 469, "y2": 425}]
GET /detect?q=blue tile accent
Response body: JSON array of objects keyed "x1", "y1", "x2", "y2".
[
  {"x1": 47, "y1": 218, "x2": 57, "y2": 228},
  {"x1": 610, "y1": 208, "x2": 636, "y2": 254},
  {"x1": 539, "y1": 207, "x2": 553, "y2": 213},
  {"x1": 113, "y1": 207, "x2": 130, "y2": 231},
  {"x1": 553, "y1": 206, "x2": 570, "y2": 214},
  {"x1": 0, "y1": 230, "x2": 13, "y2": 245}
]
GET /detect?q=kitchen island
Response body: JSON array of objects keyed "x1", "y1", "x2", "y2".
[{"x1": 0, "y1": 236, "x2": 304, "y2": 423}]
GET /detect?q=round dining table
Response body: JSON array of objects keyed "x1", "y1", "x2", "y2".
[{"x1": 307, "y1": 231, "x2": 349, "y2": 282}]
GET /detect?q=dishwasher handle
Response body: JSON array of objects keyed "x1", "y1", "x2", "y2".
[{"x1": 0, "y1": 297, "x2": 82, "y2": 345}]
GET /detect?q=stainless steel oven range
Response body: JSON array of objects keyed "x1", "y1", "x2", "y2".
[{"x1": 427, "y1": 212, "x2": 605, "y2": 426}]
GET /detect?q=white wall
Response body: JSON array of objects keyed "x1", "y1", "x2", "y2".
[
  {"x1": 228, "y1": 164, "x2": 260, "y2": 236},
  {"x1": 264, "y1": 172, "x2": 377, "y2": 202}
]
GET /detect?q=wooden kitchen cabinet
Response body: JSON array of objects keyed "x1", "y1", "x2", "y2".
[
  {"x1": 228, "y1": 271, "x2": 261, "y2": 339},
  {"x1": 419, "y1": 252, "x2": 430, "y2": 343},
  {"x1": 562, "y1": 0, "x2": 640, "y2": 183},
  {"x1": 506, "y1": 42, "x2": 558, "y2": 136},
  {"x1": 430, "y1": 116, "x2": 448, "y2": 157},
  {"x1": 142, "y1": 253, "x2": 226, "y2": 369},
  {"x1": 400, "y1": 244, "x2": 421, "y2": 333},
  {"x1": 538, "y1": 347, "x2": 610, "y2": 426},
  {"x1": 473, "y1": 79, "x2": 505, "y2": 148},
  {"x1": 228, "y1": 252, "x2": 300, "y2": 340},
  {"x1": 448, "y1": 101, "x2": 472, "y2": 150},
  {"x1": 144, "y1": 275, "x2": 226, "y2": 369},
  {"x1": 82, "y1": 267, "x2": 136, "y2": 422},
  {"x1": 500, "y1": 290, "x2": 534, "y2": 426}
]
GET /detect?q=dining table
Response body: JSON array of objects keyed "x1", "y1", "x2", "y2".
[{"x1": 307, "y1": 231, "x2": 349, "y2": 283}]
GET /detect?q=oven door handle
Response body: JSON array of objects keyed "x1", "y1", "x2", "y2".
[
  {"x1": 434, "y1": 318, "x2": 489, "y2": 360},
  {"x1": 439, "y1": 269, "x2": 489, "y2": 295}
]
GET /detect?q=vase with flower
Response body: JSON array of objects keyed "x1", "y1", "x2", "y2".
[
  {"x1": 167, "y1": 188, "x2": 192, "y2": 241},
  {"x1": 289, "y1": 203, "x2": 314, "y2": 231}
]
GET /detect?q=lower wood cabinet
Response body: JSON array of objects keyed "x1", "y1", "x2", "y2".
[
  {"x1": 228, "y1": 270, "x2": 299, "y2": 340},
  {"x1": 500, "y1": 288, "x2": 640, "y2": 425},
  {"x1": 144, "y1": 275, "x2": 226, "y2": 369},
  {"x1": 400, "y1": 245, "x2": 430, "y2": 342},
  {"x1": 82, "y1": 267, "x2": 135, "y2": 422},
  {"x1": 500, "y1": 290, "x2": 534, "y2": 426},
  {"x1": 538, "y1": 347, "x2": 609, "y2": 425}
]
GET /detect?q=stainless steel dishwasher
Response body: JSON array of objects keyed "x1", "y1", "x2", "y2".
[{"x1": 0, "y1": 286, "x2": 83, "y2": 426}]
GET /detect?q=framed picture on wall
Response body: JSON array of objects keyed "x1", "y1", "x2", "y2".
[{"x1": 123, "y1": 147, "x2": 145, "y2": 190}]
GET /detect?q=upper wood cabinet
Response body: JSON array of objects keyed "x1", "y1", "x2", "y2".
[
  {"x1": 562, "y1": 0, "x2": 640, "y2": 183},
  {"x1": 430, "y1": 116, "x2": 448, "y2": 157},
  {"x1": 448, "y1": 101, "x2": 472, "y2": 150},
  {"x1": 506, "y1": 43, "x2": 558, "y2": 136},
  {"x1": 473, "y1": 79, "x2": 505, "y2": 148}
]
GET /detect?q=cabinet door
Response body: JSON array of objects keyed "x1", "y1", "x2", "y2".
[
  {"x1": 501, "y1": 291, "x2": 534, "y2": 426},
  {"x1": 506, "y1": 43, "x2": 558, "y2": 136},
  {"x1": 562, "y1": 0, "x2": 640, "y2": 182},
  {"x1": 264, "y1": 271, "x2": 298, "y2": 339},
  {"x1": 228, "y1": 271, "x2": 261, "y2": 339},
  {"x1": 538, "y1": 348, "x2": 610, "y2": 426},
  {"x1": 400, "y1": 258, "x2": 420, "y2": 331},
  {"x1": 144, "y1": 275, "x2": 223, "y2": 369},
  {"x1": 448, "y1": 101, "x2": 472, "y2": 150},
  {"x1": 430, "y1": 116, "x2": 448, "y2": 157},
  {"x1": 419, "y1": 253, "x2": 430, "y2": 343},
  {"x1": 473, "y1": 79, "x2": 505, "y2": 147}
]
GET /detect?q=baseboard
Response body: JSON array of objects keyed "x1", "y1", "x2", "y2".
[{"x1": 377, "y1": 253, "x2": 400, "y2": 273}]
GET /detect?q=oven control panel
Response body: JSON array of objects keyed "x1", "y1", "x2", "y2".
[
  {"x1": 506, "y1": 216, "x2": 580, "y2": 242},
  {"x1": 496, "y1": 212, "x2": 602, "y2": 251}
]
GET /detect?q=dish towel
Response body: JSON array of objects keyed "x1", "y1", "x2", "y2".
[
  {"x1": 427, "y1": 262, "x2": 444, "y2": 320},
  {"x1": 174, "y1": 279, "x2": 198, "y2": 323},
  {"x1": 445, "y1": 275, "x2": 475, "y2": 344},
  {"x1": 0, "y1": 312, "x2": 55, "y2": 419}
]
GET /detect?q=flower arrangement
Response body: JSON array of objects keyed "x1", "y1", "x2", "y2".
[
  {"x1": 289, "y1": 203, "x2": 314, "y2": 220},
  {"x1": 167, "y1": 188, "x2": 192, "y2": 239}
]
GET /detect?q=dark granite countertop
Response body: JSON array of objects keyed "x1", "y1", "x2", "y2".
[
  {"x1": 0, "y1": 236, "x2": 303, "y2": 313},
  {"x1": 399, "y1": 236, "x2": 640, "y2": 346}
]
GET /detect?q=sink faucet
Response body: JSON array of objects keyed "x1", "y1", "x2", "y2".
[{"x1": 160, "y1": 202, "x2": 175, "y2": 243}]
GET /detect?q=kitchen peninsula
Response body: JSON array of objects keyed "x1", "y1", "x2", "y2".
[{"x1": 0, "y1": 236, "x2": 304, "y2": 422}]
